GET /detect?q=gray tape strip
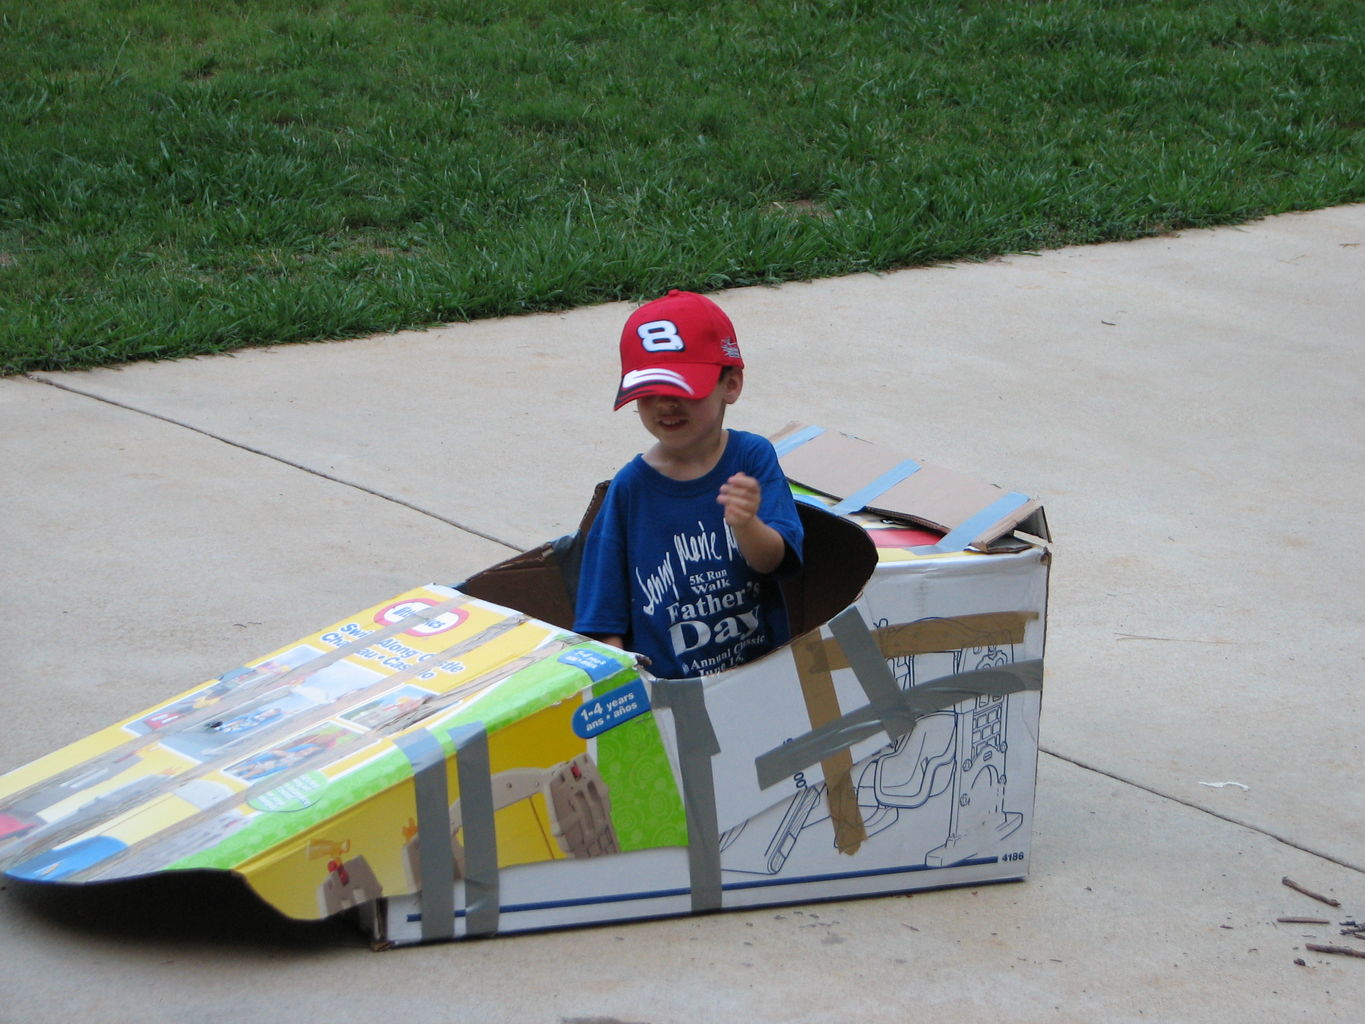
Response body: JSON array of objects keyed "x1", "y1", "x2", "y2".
[
  {"x1": 827, "y1": 607, "x2": 917, "y2": 741},
  {"x1": 651, "y1": 678, "x2": 723, "y2": 913},
  {"x1": 393, "y1": 729, "x2": 457, "y2": 942},
  {"x1": 755, "y1": 660, "x2": 1043, "y2": 790},
  {"x1": 450, "y1": 722, "x2": 500, "y2": 937}
]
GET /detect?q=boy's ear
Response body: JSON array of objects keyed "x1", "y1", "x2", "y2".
[{"x1": 722, "y1": 366, "x2": 744, "y2": 404}]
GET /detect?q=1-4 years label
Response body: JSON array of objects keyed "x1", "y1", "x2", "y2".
[{"x1": 573, "y1": 678, "x2": 650, "y2": 738}]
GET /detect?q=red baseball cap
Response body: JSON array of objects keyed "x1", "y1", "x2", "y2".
[{"x1": 614, "y1": 290, "x2": 744, "y2": 410}]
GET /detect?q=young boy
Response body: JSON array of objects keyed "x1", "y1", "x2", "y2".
[{"x1": 574, "y1": 290, "x2": 804, "y2": 679}]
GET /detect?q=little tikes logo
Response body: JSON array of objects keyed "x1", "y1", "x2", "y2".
[{"x1": 375, "y1": 599, "x2": 468, "y2": 636}]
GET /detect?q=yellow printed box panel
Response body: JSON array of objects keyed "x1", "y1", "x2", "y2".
[{"x1": 0, "y1": 586, "x2": 683, "y2": 920}]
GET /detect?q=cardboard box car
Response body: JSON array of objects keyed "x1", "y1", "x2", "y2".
[{"x1": 0, "y1": 425, "x2": 1049, "y2": 946}]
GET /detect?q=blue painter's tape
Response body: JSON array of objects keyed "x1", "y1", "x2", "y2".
[
  {"x1": 558, "y1": 647, "x2": 623, "y2": 685},
  {"x1": 773, "y1": 425, "x2": 826, "y2": 457},
  {"x1": 831, "y1": 459, "x2": 922, "y2": 515},
  {"x1": 931, "y1": 491, "x2": 1031, "y2": 552},
  {"x1": 572, "y1": 677, "x2": 652, "y2": 739}
]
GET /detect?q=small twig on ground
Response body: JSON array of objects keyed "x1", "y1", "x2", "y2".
[
  {"x1": 1114, "y1": 633, "x2": 1243, "y2": 645},
  {"x1": 1277, "y1": 916, "x2": 1331, "y2": 925},
  {"x1": 1282, "y1": 876, "x2": 1342, "y2": 907},
  {"x1": 1305, "y1": 943, "x2": 1365, "y2": 959}
]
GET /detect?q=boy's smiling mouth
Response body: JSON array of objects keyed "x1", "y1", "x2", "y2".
[{"x1": 635, "y1": 369, "x2": 741, "y2": 465}]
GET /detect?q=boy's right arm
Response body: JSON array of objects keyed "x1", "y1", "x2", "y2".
[{"x1": 717, "y1": 471, "x2": 788, "y2": 575}]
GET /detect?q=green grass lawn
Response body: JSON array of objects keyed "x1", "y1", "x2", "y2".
[{"x1": 2, "y1": 0, "x2": 1361, "y2": 374}]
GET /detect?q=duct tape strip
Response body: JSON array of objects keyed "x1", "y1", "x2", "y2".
[
  {"x1": 449, "y1": 722, "x2": 500, "y2": 937},
  {"x1": 650, "y1": 678, "x2": 723, "y2": 912},
  {"x1": 393, "y1": 729, "x2": 457, "y2": 942},
  {"x1": 826, "y1": 607, "x2": 916, "y2": 741},
  {"x1": 773, "y1": 424, "x2": 826, "y2": 457},
  {"x1": 830, "y1": 459, "x2": 922, "y2": 515},
  {"x1": 755, "y1": 660, "x2": 1043, "y2": 791},
  {"x1": 928, "y1": 491, "x2": 1031, "y2": 553}
]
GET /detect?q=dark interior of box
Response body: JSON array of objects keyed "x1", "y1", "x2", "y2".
[{"x1": 456, "y1": 485, "x2": 879, "y2": 649}]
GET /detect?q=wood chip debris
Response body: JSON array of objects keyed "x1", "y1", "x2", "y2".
[
  {"x1": 1305, "y1": 943, "x2": 1365, "y2": 960},
  {"x1": 1278, "y1": 879, "x2": 1362, "y2": 964},
  {"x1": 1281, "y1": 876, "x2": 1342, "y2": 907}
]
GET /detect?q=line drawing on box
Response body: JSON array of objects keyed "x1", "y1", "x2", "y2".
[{"x1": 719, "y1": 619, "x2": 1022, "y2": 876}]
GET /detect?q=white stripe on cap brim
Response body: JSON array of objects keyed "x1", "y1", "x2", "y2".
[{"x1": 619, "y1": 368, "x2": 695, "y2": 394}]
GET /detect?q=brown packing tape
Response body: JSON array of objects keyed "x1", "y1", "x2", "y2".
[
  {"x1": 756, "y1": 660, "x2": 1043, "y2": 792},
  {"x1": 791, "y1": 632, "x2": 867, "y2": 856},
  {"x1": 785, "y1": 610, "x2": 1034, "y2": 854},
  {"x1": 848, "y1": 611, "x2": 1035, "y2": 668}
]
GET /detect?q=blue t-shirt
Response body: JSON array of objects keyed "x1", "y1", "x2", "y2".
[{"x1": 574, "y1": 430, "x2": 804, "y2": 679}]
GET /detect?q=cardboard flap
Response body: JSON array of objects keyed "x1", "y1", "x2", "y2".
[
  {"x1": 771, "y1": 424, "x2": 1050, "y2": 551},
  {"x1": 456, "y1": 481, "x2": 612, "y2": 632}
]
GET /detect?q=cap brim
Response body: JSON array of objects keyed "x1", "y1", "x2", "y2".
[{"x1": 613, "y1": 363, "x2": 723, "y2": 411}]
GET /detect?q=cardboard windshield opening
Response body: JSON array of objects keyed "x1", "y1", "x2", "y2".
[{"x1": 457, "y1": 490, "x2": 879, "y2": 651}]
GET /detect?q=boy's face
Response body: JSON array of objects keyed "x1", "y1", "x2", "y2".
[{"x1": 635, "y1": 368, "x2": 743, "y2": 452}]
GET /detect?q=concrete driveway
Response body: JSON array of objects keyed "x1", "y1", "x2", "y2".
[{"x1": 1, "y1": 205, "x2": 1361, "y2": 1023}]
